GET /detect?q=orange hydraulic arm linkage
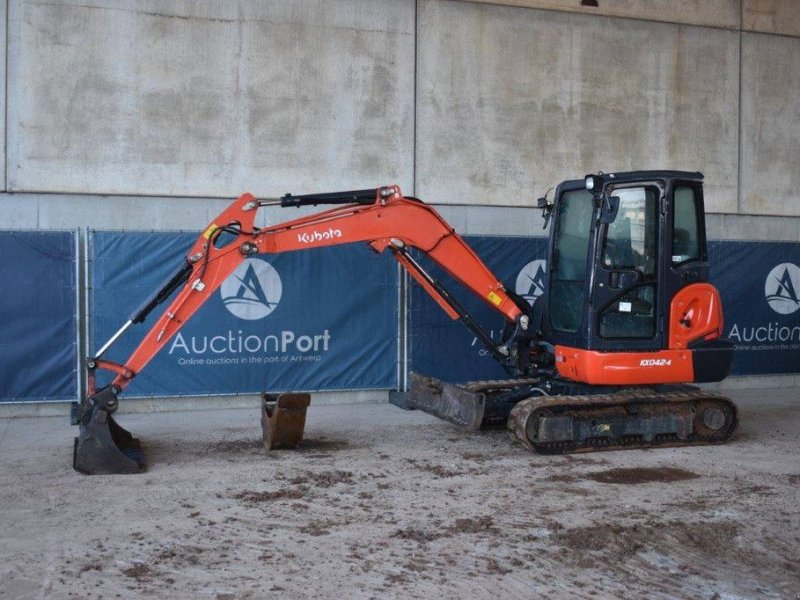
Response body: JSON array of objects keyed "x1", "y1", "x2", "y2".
[{"x1": 87, "y1": 186, "x2": 530, "y2": 398}]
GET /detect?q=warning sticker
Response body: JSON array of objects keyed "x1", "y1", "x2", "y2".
[
  {"x1": 202, "y1": 223, "x2": 220, "y2": 240},
  {"x1": 487, "y1": 291, "x2": 503, "y2": 306}
]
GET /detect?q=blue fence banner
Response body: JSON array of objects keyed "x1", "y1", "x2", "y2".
[
  {"x1": 409, "y1": 236, "x2": 549, "y2": 383},
  {"x1": 4, "y1": 231, "x2": 795, "y2": 403},
  {"x1": 90, "y1": 231, "x2": 397, "y2": 396},
  {"x1": 0, "y1": 231, "x2": 78, "y2": 401},
  {"x1": 709, "y1": 241, "x2": 800, "y2": 375}
]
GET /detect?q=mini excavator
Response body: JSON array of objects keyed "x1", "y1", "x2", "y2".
[{"x1": 73, "y1": 171, "x2": 737, "y2": 474}]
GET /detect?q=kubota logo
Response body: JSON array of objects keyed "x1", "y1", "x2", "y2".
[
  {"x1": 515, "y1": 259, "x2": 547, "y2": 306},
  {"x1": 640, "y1": 359, "x2": 672, "y2": 367},
  {"x1": 765, "y1": 263, "x2": 800, "y2": 315},
  {"x1": 219, "y1": 258, "x2": 282, "y2": 320},
  {"x1": 297, "y1": 228, "x2": 343, "y2": 245}
]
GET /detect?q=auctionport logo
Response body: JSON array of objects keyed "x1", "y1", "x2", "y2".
[
  {"x1": 219, "y1": 258, "x2": 282, "y2": 320},
  {"x1": 764, "y1": 263, "x2": 800, "y2": 315},
  {"x1": 515, "y1": 260, "x2": 547, "y2": 306}
]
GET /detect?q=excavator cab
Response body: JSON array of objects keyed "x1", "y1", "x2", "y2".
[
  {"x1": 539, "y1": 171, "x2": 734, "y2": 387},
  {"x1": 414, "y1": 171, "x2": 737, "y2": 452}
]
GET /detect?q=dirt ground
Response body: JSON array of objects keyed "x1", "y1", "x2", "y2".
[{"x1": 1, "y1": 389, "x2": 799, "y2": 599}]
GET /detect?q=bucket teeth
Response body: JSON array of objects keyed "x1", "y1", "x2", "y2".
[{"x1": 73, "y1": 388, "x2": 144, "y2": 475}]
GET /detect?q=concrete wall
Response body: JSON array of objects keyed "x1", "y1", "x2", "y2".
[
  {"x1": 740, "y1": 32, "x2": 800, "y2": 215},
  {"x1": 416, "y1": 1, "x2": 740, "y2": 211},
  {"x1": 456, "y1": 0, "x2": 742, "y2": 29},
  {"x1": 0, "y1": 0, "x2": 5, "y2": 189},
  {"x1": 744, "y1": 0, "x2": 800, "y2": 37},
  {"x1": 1, "y1": 0, "x2": 797, "y2": 221},
  {"x1": 466, "y1": 0, "x2": 800, "y2": 36},
  {"x1": 7, "y1": 0, "x2": 415, "y2": 197}
]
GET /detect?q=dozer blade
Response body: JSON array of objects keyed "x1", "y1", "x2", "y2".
[
  {"x1": 73, "y1": 388, "x2": 144, "y2": 475},
  {"x1": 261, "y1": 392, "x2": 311, "y2": 449},
  {"x1": 509, "y1": 388, "x2": 738, "y2": 454},
  {"x1": 408, "y1": 373, "x2": 544, "y2": 430},
  {"x1": 408, "y1": 373, "x2": 487, "y2": 430}
]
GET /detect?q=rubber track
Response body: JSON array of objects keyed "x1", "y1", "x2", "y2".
[{"x1": 507, "y1": 388, "x2": 738, "y2": 454}]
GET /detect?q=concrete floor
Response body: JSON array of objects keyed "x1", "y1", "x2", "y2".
[{"x1": 0, "y1": 389, "x2": 798, "y2": 599}]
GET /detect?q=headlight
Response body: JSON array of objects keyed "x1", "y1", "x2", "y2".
[{"x1": 585, "y1": 174, "x2": 601, "y2": 192}]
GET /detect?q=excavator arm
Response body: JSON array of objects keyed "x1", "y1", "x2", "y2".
[
  {"x1": 75, "y1": 186, "x2": 533, "y2": 474},
  {"x1": 89, "y1": 185, "x2": 528, "y2": 396}
]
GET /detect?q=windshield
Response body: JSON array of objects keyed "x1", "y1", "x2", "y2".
[
  {"x1": 549, "y1": 189, "x2": 593, "y2": 333},
  {"x1": 602, "y1": 186, "x2": 658, "y2": 275}
]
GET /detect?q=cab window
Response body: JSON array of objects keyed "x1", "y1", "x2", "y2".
[
  {"x1": 602, "y1": 186, "x2": 658, "y2": 276},
  {"x1": 672, "y1": 186, "x2": 700, "y2": 264},
  {"x1": 549, "y1": 189, "x2": 593, "y2": 333},
  {"x1": 599, "y1": 186, "x2": 658, "y2": 339}
]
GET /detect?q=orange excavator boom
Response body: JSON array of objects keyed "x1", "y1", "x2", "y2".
[
  {"x1": 90, "y1": 185, "x2": 526, "y2": 396},
  {"x1": 74, "y1": 186, "x2": 533, "y2": 474}
]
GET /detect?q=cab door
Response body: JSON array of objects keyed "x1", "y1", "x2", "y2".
[
  {"x1": 658, "y1": 179, "x2": 711, "y2": 338},
  {"x1": 542, "y1": 180, "x2": 595, "y2": 350},
  {"x1": 588, "y1": 182, "x2": 664, "y2": 351}
]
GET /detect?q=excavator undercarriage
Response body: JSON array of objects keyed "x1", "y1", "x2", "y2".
[{"x1": 409, "y1": 373, "x2": 737, "y2": 454}]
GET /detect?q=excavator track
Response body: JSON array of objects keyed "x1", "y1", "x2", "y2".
[{"x1": 508, "y1": 388, "x2": 738, "y2": 454}]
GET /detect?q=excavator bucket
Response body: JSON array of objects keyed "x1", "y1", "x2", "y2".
[
  {"x1": 261, "y1": 392, "x2": 311, "y2": 449},
  {"x1": 73, "y1": 389, "x2": 144, "y2": 475}
]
